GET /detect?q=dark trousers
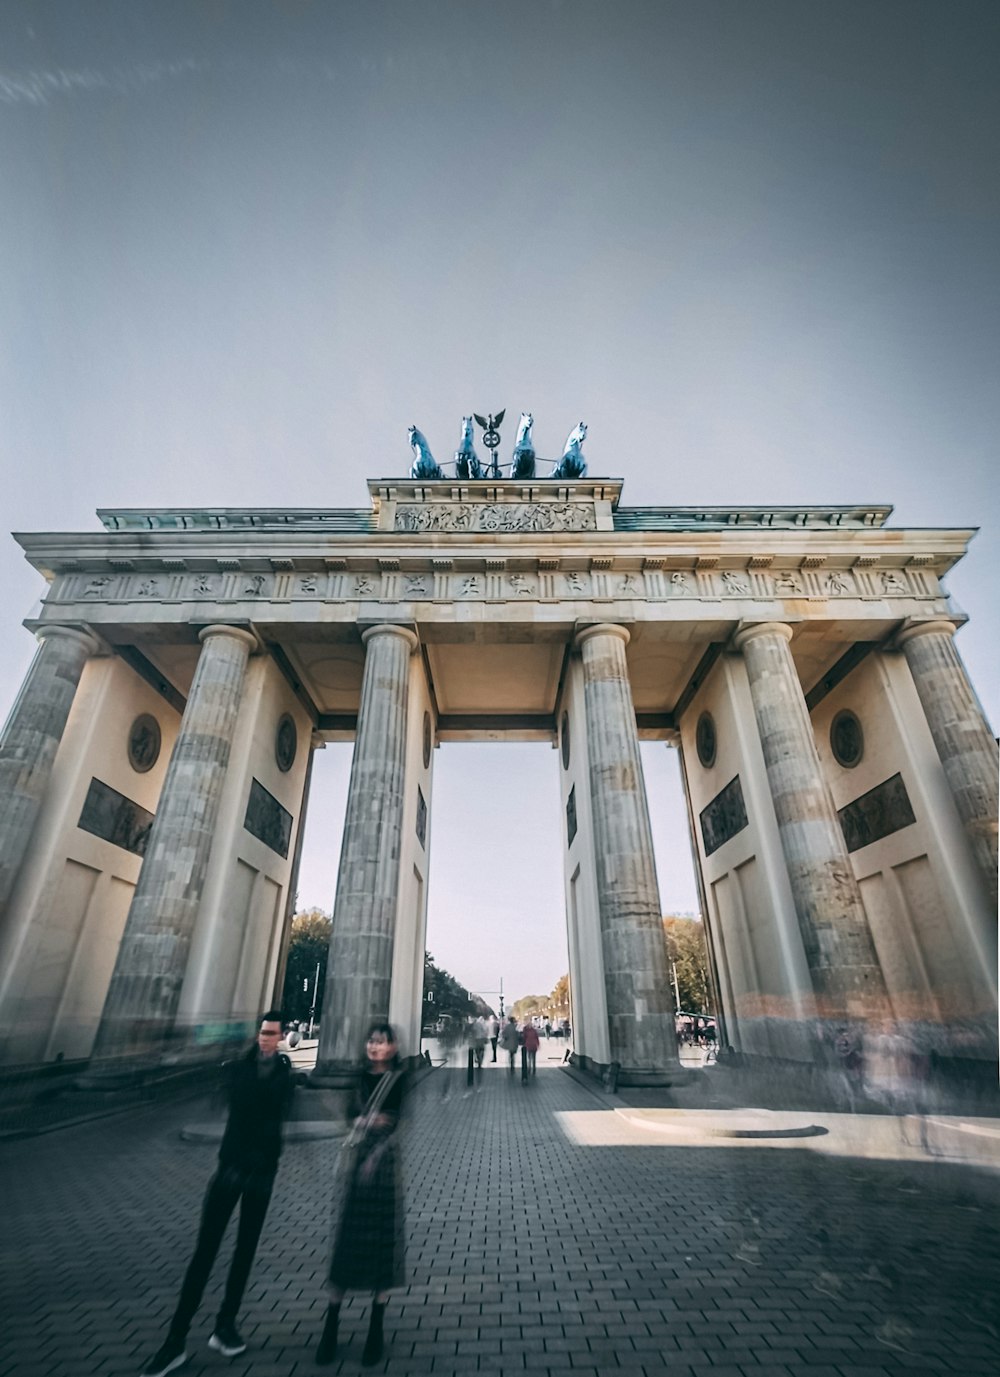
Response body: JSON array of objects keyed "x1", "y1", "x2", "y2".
[
  {"x1": 490, "y1": 1037, "x2": 498, "y2": 1061},
  {"x1": 525, "y1": 1049, "x2": 537, "y2": 1075},
  {"x1": 169, "y1": 1163, "x2": 275, "y2": 1338}
]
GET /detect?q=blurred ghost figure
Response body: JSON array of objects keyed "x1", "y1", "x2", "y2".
[{"x1": 317, "y1": 1023, "x2": 407, "y2": 1368}]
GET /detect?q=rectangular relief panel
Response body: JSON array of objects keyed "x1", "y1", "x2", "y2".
[
  {"x1": 243, "y1": 778, "x2": 292, "y2": 858},
  {"x1": 700, "y1": 775, "x2": 749, "y2": 857},
  {"x1": 838, "y1": 772, "x2": 916, "y2": 854},
  {"x1": 566, "y1": 784, "x2": 578, "y2": 847},
  {"x1": 78, "y1": 778, "x2": 154, "y2": 857},
  {"x1": 416, "y1": 786, "x2": 427, "y2": 849}
]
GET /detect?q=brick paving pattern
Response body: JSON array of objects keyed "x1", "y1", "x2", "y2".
[{"x1": 1, "y1": 1057, "x2": 999, "y2": 1376}]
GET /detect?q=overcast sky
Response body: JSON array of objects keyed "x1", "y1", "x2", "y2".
[{"x1": 2, "y1": 1, "x2": 997, "y2": 1004}]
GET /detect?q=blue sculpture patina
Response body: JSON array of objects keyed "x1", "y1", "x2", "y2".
[
  {"x1": 552, "y1": 421, "x2": 588, "y2": 479},
  {"x1": 406, "y1": 415, "x2": 589, "y2": 478},
  {"x1": 408, "y1": 425, "x2": 443, "y2": 480},
  {"x1": 454, "y1": 416, "x2": 483, "y2": 479},
  {"x1": 511, "y1": 412, "x2": 536, "y2": 479}
]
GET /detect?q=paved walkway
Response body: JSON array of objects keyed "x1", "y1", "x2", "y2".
[{"x1": 2, "y1": 1059, "x2": 999, "y2": 1377}]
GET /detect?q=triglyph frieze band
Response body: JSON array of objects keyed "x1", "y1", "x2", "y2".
[{"x1": 55, "y1": 564, "x2": 940, "y2": 607}]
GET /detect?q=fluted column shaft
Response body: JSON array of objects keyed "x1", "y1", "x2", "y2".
[
  {"x1": 575, "y1": 624, "x2": 679, "y2": 1074},
  {"x1": 897, "y1": 620, "x2": 998, "y2": 907},
  {"x1": 734, "y1": 622, "x2": 888, "y2": 1020},
  {"x1": 0, "y1": 625, "x2": 100, "y2": 929},
  {"x1": 315, "y1": 625, "x2": 418, "y2": 1081},
  {"x1": 83, "y1": 625, "x2": 256, "y2": 1080}
]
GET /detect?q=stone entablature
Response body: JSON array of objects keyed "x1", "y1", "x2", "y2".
[
  {"x1": 43, "y1": 561, "x2": 947, "y2": 610},
  {"x1": 16, "y1": 483, "x2": 972, "y2": 638}
]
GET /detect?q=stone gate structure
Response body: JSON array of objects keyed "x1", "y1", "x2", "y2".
[{"x1": 0, "y1": 478, "x2": 996, "y2": 1085}]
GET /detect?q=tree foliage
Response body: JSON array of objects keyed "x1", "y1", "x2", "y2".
[
  {"x1": 423, "y1": 951, "x2": 493, "y2": 1018},
  {"x1": 663, "y1": 915, "x2": 712, "y2": 1013},
  {"x1": 510, "y1": 973, "x2": 571, "y2": 1024},
  {"x1": 511, "y1": 994, "x2": 546, "y2": 1021},
  {"x1": 280, "y1": 907, "x2": 332, "y2": 1021}
]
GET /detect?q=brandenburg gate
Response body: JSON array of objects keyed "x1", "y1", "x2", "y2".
[{"x1": 0, "y1": 458, "x2": 996, "y2": 1087}]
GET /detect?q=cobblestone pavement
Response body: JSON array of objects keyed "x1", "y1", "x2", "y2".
[{"x1": 1, "y1": 1060, "x2": 999, "y2": 1377}]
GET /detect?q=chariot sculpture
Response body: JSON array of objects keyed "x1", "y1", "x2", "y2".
[{"x1": 406, "y1": 413, "x2": 588, "y2": 480}]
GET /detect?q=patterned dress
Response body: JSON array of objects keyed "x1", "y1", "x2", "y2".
[{"x1": 328, "y1": 1067, "x2": 406, "y2": 1292}]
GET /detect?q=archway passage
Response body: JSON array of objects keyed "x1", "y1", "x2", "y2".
[{"x1": 1, "y1": 480, "x2": 995, "y2": 1091}]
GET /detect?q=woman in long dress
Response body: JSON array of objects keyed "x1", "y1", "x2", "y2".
[{"x1": 316, "y1": 1022, "x2": 406, "y2": 1367}]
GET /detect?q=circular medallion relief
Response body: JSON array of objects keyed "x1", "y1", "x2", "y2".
[
  {"x1": 422, "y1": 712, "x2": 432, "y2": 769},
  {"x1": 128, "y1": 714, "x2": 161, "y2": 773},
  {"x1": 830, "y1": 709, "x2": 863, "y2": 768},
  {"x1": 560, "y1": 711, "x2": 571, "y2": 770},
  {"x1": 275, "y1": 713, "x2": 297, "y2": 772},
  {"x1": 696, "y1": 711, "x2": 717, "y2": 769}
]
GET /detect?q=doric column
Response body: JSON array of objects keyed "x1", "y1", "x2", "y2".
[
  {"x1": 574, "y1": 624, "x2": 679, "y2": 1076},
  {"x1": 896, "y1": 619, "x2": 998, "y2": 907},
  {"x1": 81, "y1": 624, "x2": 257, "y2": 1082},
  {"x1": 0, "y1": 624, "x2": 100, "y2": 929},
  {"x1": 314, "y1": 624, "x2": 418, "y2": 1083},
  {"x1": 733, "y1": 622, "x2": 888, "y2": 1021}
]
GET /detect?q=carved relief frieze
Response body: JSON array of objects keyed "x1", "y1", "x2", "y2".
[
  {"x1": 47, "y1": 548, "x2": 939, "y2": 613},
  {"x1": 879, "y1": 570, "x2": 910, "y2": 596},
  {"x1": 394, "y1": 501, "x2": 596, "y2": 533},
  {"x1": 823, "y1": 571, "x2": 854, "y2": 596},
  {"x1": 721, "y1": 571, "x2": 751, "y2": 596},
  {"x1": 771, "y1": 572, "x2": 803, "y2": 596}
]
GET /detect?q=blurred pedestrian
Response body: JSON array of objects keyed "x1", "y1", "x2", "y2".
[
  {"x1": 471, "y1": 1016, "x2": 488, "y2": 1070},
  {"x1": 140, "y1": 1011, "x2": 294, "y2": 1377},
  {"x1": 488, "y1": 1015, "x2": 500, "y2": 1062},
  {"x1": 500, "y1": 1015, "x2": 520, "y2": 1074},
  {"x1": 317, "y1": 1022, "x2": 406, "y2": 1368},
  {"x1": 522, "y1": 1021, "x2": 540, "y2": 1076}
]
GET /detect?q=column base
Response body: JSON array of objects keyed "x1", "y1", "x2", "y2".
[
  {"x1": 309, "y1": 1059, "x2": 361, "y2": 1089},
  {"x1": 569, "y1": 1051, "x2": 696, "y2": 1089}
]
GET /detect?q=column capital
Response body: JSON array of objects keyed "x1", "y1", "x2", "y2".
[
  {"x1": 733, "y1": 620, "x2": 793, "y2": 652},
  {"x1": 893, "y1": 617, "x2": 961, "y2": 650},
  {"x1": 34, "y1": 623, "x2": 102, "y2": 656},
  {"x1": 360, "y1": 623, "x2": 419, "y2": 653},
  {"x1": 197, "y1": 623, "x2": 258, "y2": 652},
  {"x1": 573, "y1": 622, "x2": 630, "y2": 651}
]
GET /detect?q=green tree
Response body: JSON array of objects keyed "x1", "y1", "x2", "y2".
[
  {"x1": 423, "y1": 951, "x2": 492, "y2": 1021},
  {"x1": 549, "y1": 974, "x2": 570, "y2": 1019},
  {"x1": 511, "y1": 994, "x2": 546, "y2": 1021},
  {"x1": 281, "y1": 907, "x2": 331, "y2": 1022},
  {"x1": 663, "y1": 915, "x2": 712, "y2": 1013}
]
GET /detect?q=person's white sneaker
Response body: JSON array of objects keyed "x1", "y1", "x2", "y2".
[{"x1": 208, "y1": 1325, "x2": 247, "y2": 1358}]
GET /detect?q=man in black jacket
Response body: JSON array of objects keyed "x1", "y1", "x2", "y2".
[{"x1": 141, "y1": 1011, "x2": 294, "y2": 1377}]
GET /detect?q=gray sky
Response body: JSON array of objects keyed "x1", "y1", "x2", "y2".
[{"x1": 2, "y1": 1, "x2": 997, "y2": 1004}]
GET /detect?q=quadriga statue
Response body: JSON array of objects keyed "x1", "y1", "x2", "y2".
[
  {"x1": 511, "y1": 412, "x2": 536, "y2": 479},
  {"x1": 454, "y1": 416, "x2": 483, "y2": 479},
  {"x1": 552, "y1": 421, "x2": 587, "y2": 479},
  {"x1": 408, "y1": 425, "x2": 443, "y2": 480}
]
